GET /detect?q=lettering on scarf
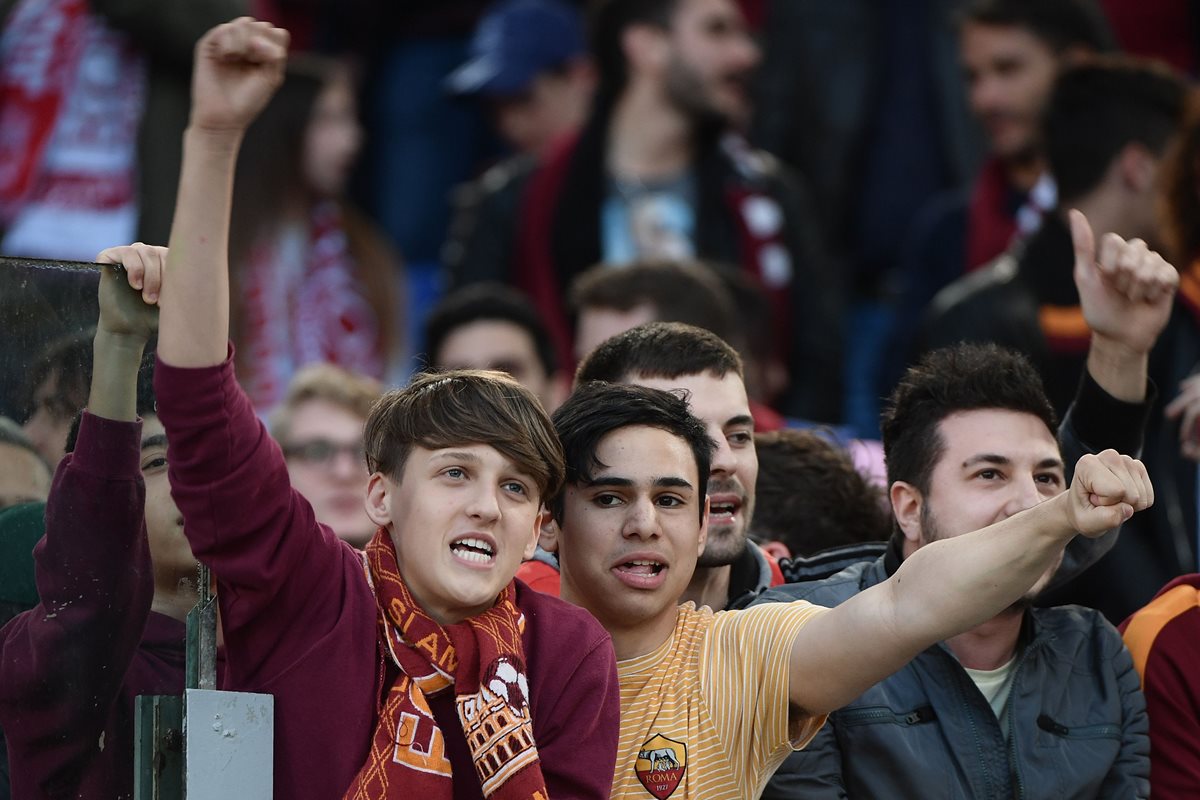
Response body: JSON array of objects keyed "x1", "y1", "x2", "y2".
[{"x1": 391, "y1": 678, "x2": 451, "y2": 776}]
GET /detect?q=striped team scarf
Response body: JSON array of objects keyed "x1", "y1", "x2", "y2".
[{"x1": 344, "y1": 529, "x2": 548, "y2": 800}]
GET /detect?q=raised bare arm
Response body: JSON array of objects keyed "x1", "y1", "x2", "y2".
[{"x1": 156, "y1": 17, "x2": 287, "y2": 368}]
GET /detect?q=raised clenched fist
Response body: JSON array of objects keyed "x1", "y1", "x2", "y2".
[{"x1": 189, "y1": 17, "x2": 289, "y2": 135}]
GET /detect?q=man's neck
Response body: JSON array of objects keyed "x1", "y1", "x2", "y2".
[
  {"x1": 152, "y1": 572, "x2": 200, "y2": 623},
  {"x1": 945, "y1": 608, "x2": 1024, "y2": 670},
  {"x1": 1002, "y1": 152, "x2": 1046, "y2": 194},
  {"x1": 607, "y1": 85, "x2": 694, "y2": 181},
  {"x1": 679, "y1": 563, "x2": 731, "y2": 611},
  {"x1": 607, "y1": 610, "x2": 681, "y2": 662}
]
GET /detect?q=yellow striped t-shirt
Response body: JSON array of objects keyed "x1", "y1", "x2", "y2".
[{"x1": 613, "y1": 601, "x2": 828, "y2": 799}]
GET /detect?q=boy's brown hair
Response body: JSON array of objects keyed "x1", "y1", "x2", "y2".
[
  {"x1": 364, "y1": 370, "x2": 564, "y2": 501},
  {"x1": 268, "y1": 363, "x2": 383, "y2": 443}
]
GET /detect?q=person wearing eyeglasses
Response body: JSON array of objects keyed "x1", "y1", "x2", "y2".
[{"x1": 268, "y1": 362, "x2": 382, "y2": 548}]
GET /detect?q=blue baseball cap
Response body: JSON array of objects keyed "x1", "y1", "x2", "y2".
[{"x1": 446, "y1": 0, "x2": 586, "y2": 97}]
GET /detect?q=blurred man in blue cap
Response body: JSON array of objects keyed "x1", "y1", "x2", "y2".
[{"x1": 446, "y1": 0, "x2": 594, "y2": 155}]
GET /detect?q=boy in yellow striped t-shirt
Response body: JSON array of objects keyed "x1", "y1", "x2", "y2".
[{"x1": 545, "y1": 381, "x2": 1152, "y2": 799}]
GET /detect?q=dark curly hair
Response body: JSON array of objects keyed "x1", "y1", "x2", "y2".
[
  {"x1": 752, "y1": 429, "x2": 890, "y2": 555},
  {"x1": 882, "y1": 344, "x2": 1057, "y2": 497}
]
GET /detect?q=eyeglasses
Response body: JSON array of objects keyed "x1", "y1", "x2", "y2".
[{"x1": 282, "y1": 439, "x2": 366, "y2": 467}]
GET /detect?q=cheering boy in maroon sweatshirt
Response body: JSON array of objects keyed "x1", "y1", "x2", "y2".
[{"x1": 147, "y1": 17, "x2": 618, "y2": 800}]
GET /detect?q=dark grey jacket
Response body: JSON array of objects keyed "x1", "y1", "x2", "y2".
[
  {"x1": 757, "y1": 372, "x2": 1153, "y2": 799},
  {"x1": 761, "y1": 555, "x2": 1148, "y2": 799}
]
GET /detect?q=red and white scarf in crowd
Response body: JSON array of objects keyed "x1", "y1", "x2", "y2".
[
  {"x1": 239, "y1": 201, "x2": 383, "y2": 409},
  {"x1": 344, "y1": 529, "x2": 548, "y2": 800},
  {"x1": 0, "y1": 0, "x2": 145, "y2": 259}
]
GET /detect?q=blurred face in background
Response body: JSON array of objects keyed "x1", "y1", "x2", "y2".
[
  {"x1": 661, "y1": 0, "x2": 760, "y2": 128},
  {"x1": 961, "y1": 22, "x2": 1060, "y2": 163},
  {"x1": 282, "y1": 398, "x2": 374, "y2": 547},
  {"x1": 0, "y1": 441, "x2": 50, "y2": 510},
  {"x1": 574, "y1": 303, "x2": 658, "y2": 363},
  {"x1": 490, "y1": 63, "x2": 594, "y2": 156},
  {"x1": 22, "y1": 371, "x2": 78, "y2": 471},
  {"x1": 435, "y1": 319, "x2": 563, "y2": 412},
  {"x1": 302, "y1": 69, "x2": 363, "y2": 198}
]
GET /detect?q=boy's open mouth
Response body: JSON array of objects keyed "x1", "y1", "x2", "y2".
[
  {"x1": 450, "y1": 536, "x2": 496, "y2": 564},
  {"x1": 616, "y1": 560, "x2": 664, "y2": 576}
]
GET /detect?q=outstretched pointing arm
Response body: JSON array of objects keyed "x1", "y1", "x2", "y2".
[{"x1": 788, "y1": 449, "x2": 1153, "y2": 715}]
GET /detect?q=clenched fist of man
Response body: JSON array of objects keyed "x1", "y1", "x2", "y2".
[{"x1": 1062, "y1": 449, "x2": 1153, "y2": 537}]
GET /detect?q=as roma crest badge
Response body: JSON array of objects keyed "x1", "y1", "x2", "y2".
[{"x1": 635, "y1": 734, "x2": 687, "y2": 799}]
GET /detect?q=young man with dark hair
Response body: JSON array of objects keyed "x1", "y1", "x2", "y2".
[
  {"x1": 0, "y1": 244, "x2": 203, "y2": 799},
  {"x1": 883, "y1": 0, "x2": 1117, "y2": 389},
  {"x1": 268, "y1": 363, "x2": 382, "y2": 548},
  {"x1": 146, "y1": 19, "x2": 618, "y2": 800},
  {"x1": 424, "y1": 282, "x2": 568, "y2": 413},
  {"x1": 750, "y1": 429, "x2": 890, "y2": 559},
  {"x1": 759, "y1": 208, "x2": 1178, "y2": 797},
  {"x1": 545, "y1": 375, "x2": 1151, "y2": 799},
  {"x1": 446, "y1": 0, "x2": 841, "y2": 423},
  {"x1": 955, "y1": 0, "x2": 1114, "y2": 269},
  {"x1": 924, "y1": 58, "x2": 1187, "y2": 414},
  {"x1": 577, "y1": 321, "x2": 784, "y2": 610}
]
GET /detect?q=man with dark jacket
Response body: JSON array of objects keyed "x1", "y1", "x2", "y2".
[
  {"x1": 759, "y1": 210, "x2": 1176, "y2": 798},
  {"x1": 920, "y1": 60, "x2": 1194, "y2": 623},
  {"x1": 444, "y1": 0, "x2": 841, "y2": 422}
]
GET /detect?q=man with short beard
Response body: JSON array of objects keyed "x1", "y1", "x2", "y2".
[
  {"x1": 757, "y1": 213, "x2": 1177, "y2": 797},
  {"x1": 446, "y1": 0, "x2": 841, "y2": 423}
]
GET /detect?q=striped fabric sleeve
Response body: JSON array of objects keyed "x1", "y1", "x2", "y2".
[{"x1": 702, "y1": 601, "x2": 830, "y2": 790}]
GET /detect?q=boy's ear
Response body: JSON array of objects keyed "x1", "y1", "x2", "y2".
[
  {"x1": 538, "y1": 511, "x2": 560, "y2": 555},
  {"x1": 523, "y1": 508, "x2": 551, "y2": 560},
  {"x1": 365, "y1": 473, "x2": 392, "y2": 528},
  {"x1": 696, "y1": 496, "x2": 710, "y2": 558}
]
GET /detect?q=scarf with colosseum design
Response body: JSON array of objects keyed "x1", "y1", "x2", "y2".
[{"x1": 343, "y1": 528, "x2": 548, "y2": 800}]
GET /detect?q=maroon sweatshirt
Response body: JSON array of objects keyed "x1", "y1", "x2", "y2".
[
  {"x1": 1120, "y1": 574, "x2": 1200, "y2": 800},
  {"x1": 0, "y1": 414, "x2": 189, "y2": 800},
  {"x1": 153, "y1": 352, "x2": 619, "y2": 800}
]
